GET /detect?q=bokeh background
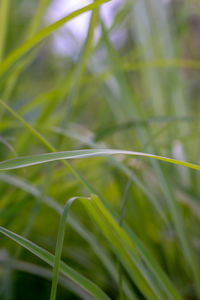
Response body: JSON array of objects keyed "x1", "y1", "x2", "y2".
[{"x1": 0, "y1": 0, "x2": 200, "y2": 299}]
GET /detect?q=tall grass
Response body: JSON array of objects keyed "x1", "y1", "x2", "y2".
[{"x1": 0, "y1": 0, "x2": 200, "y2": 299}]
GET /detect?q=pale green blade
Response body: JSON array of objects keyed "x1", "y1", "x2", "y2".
[{"x1": 0, "y1": 148, "x2": 199, "y2": 171}]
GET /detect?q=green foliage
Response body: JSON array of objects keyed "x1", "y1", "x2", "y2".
[{"x1": 0, "y1": 0, "x2": 200, "y2": 299}]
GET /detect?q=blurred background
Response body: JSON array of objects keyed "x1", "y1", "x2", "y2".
[{"x1": 0, "y1": 0, "x2": 200, "y2": 299}]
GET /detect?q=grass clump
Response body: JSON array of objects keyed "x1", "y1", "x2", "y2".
[{"x1": 0, "y1": 0, "x2": 200, "y2": 299}]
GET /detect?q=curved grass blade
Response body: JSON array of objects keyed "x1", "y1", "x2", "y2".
[
  {"x1": 86, "y1": 188, "x2": 182, "y2": 300},
  {"x1": 50, "y1": 197, "x2": 79, "y2": 300},
  {"x1": 0, "y1": 148, "x2": 199, "y2": 171},
  {"x1": 0, "y1": 0, "x2": 109, "y2": 77},
  {"x1": 48, "y1": 125, "x2": 168, "y2": 223},
  {"x1": 0, "y1": 98, "x2": 112, "y2": 209},
  {"x1": 0, "y1": 173, "x2": 137, "y2": 299},
  {"x1": 0, "y1": 226, "x2": 111, "y2": 300},
  {"x1": 0, "y1": 171, "x2": 178, "y2": 299},
  {"x1": 88, "y1": 194, "x2": 183, "y2": 300},
  {"x1": 0, "y1": 173, "x2": 183, "y2": 299},
  {"x1": 83, "y1": 196, "x2": 166, "y2": 300},
  {"x1": 1, "y1": 89, "x2": 199, "y2": 293},
  {"x1": 0, "y1": 98, "x2": 105, "y2": 201}
]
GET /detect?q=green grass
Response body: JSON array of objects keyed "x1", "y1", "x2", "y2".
[{"x1": 0, "y1": 0, "x2": 200, "y2": 299}]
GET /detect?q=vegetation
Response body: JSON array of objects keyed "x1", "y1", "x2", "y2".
[{"x1": 0, "y1": 0, "x2": 200, "y2": 299}]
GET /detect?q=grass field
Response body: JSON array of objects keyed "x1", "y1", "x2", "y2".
[{"x1": 0, "y1": 0, "x2": 200, "y2": 299}]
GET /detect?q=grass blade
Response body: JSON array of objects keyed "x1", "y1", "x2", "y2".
[
  {"x1": 50, "y1": 197, "x2": 78, "y2": 300},
  {"x1": 0, "y1": 148, "x2": 199, "y2": 171},
  {"x1": 0, "y1": 0, "x2": 10, "y2": 61},
  {"x1": 82, "y1": 195, "x2": 170, "y2": 300},
  {"x1": 0, "y1": 173, "x2": 137, "y2": 299},
  {"x1": 0, "y1": 226, "x2": 111, "y2": 300},
  {"x1": 0, "y1": 0, "x2": 109, "y2": 78}
]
